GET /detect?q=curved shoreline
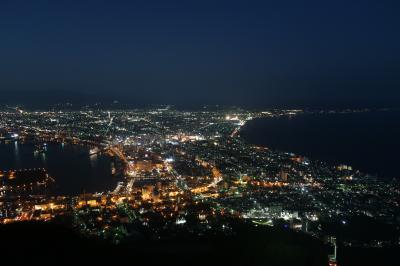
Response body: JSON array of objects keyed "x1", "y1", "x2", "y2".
[
  {"x1": 0, "y1": 141, "x2": 122, "y2": 196},
  {"x1": 238, "y1": 112, "x2": 400, "y2": 179}
]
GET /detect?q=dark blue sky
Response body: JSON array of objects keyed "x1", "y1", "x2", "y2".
[{"x1": 0, "y1": 0, "x2": 399, "y2": 107}]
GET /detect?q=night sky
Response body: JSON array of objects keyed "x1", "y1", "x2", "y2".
[{"x1": 0, "y1": 0, "x2": 399, "y2": 108}]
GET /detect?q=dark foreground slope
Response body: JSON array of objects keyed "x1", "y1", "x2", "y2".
[{"x1": 0, "y1": 221, "x2": 327, "y2": 266}]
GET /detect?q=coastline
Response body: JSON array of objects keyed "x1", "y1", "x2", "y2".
[{"x1": 239, "y1": 110, "x2": 400, "y2": 180}]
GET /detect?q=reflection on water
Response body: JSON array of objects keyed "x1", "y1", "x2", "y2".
[
  {"x1": 41, "y1": 152, "x2": 47, "y2": 164},
  {"x1": 0, "y1": 142, "x2": 119, "y2": 195},
  {"x1": 13, "y1": 141, "x2": 21, "y2": 168}
]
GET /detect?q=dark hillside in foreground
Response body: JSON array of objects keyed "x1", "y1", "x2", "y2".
[
  {"x1": 0, "y1": 221, "x2": 327, "y2": 266},
  {"x1": 1, "y1": 221, "x2": 398, "y2": 265}
]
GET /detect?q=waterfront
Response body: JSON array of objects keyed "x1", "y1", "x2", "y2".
[
  {"x1": 0, "y1": 142, "x2": 118, "y2": 195},
  {"x1": 0, "y1": 107, "x2": 399, "y2": 260},
  {"x1": 241, "y1": 110, "x2": 400, "y2": 179}
]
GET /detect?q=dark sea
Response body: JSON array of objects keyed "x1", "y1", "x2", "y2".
[
  {"x1": 241, "y1": 110, "x2": 400, "y2": 179},
  {"x1": 0, "y1": 142, "x2": 118, "y2": 195}
]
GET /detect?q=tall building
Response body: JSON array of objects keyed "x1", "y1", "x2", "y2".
[{"x1": 280, "y1": 170, "x2": 288, "y2": 181}]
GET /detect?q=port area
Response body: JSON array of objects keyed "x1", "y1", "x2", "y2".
[{"x1": 0, "y1": 168, "x2": 54, "y2": 197}]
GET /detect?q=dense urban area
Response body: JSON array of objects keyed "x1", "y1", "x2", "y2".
[{"x1": 1, "y1": 106, "x2": 399, "y2": 265}]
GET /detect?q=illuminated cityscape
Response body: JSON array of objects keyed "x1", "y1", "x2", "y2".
[
  {"x1": 1, "y1": 106, "x2": 399, "y2": 265},
  {"x1": 1, "y1": 1, "x2": 399, "y2": 265}
]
